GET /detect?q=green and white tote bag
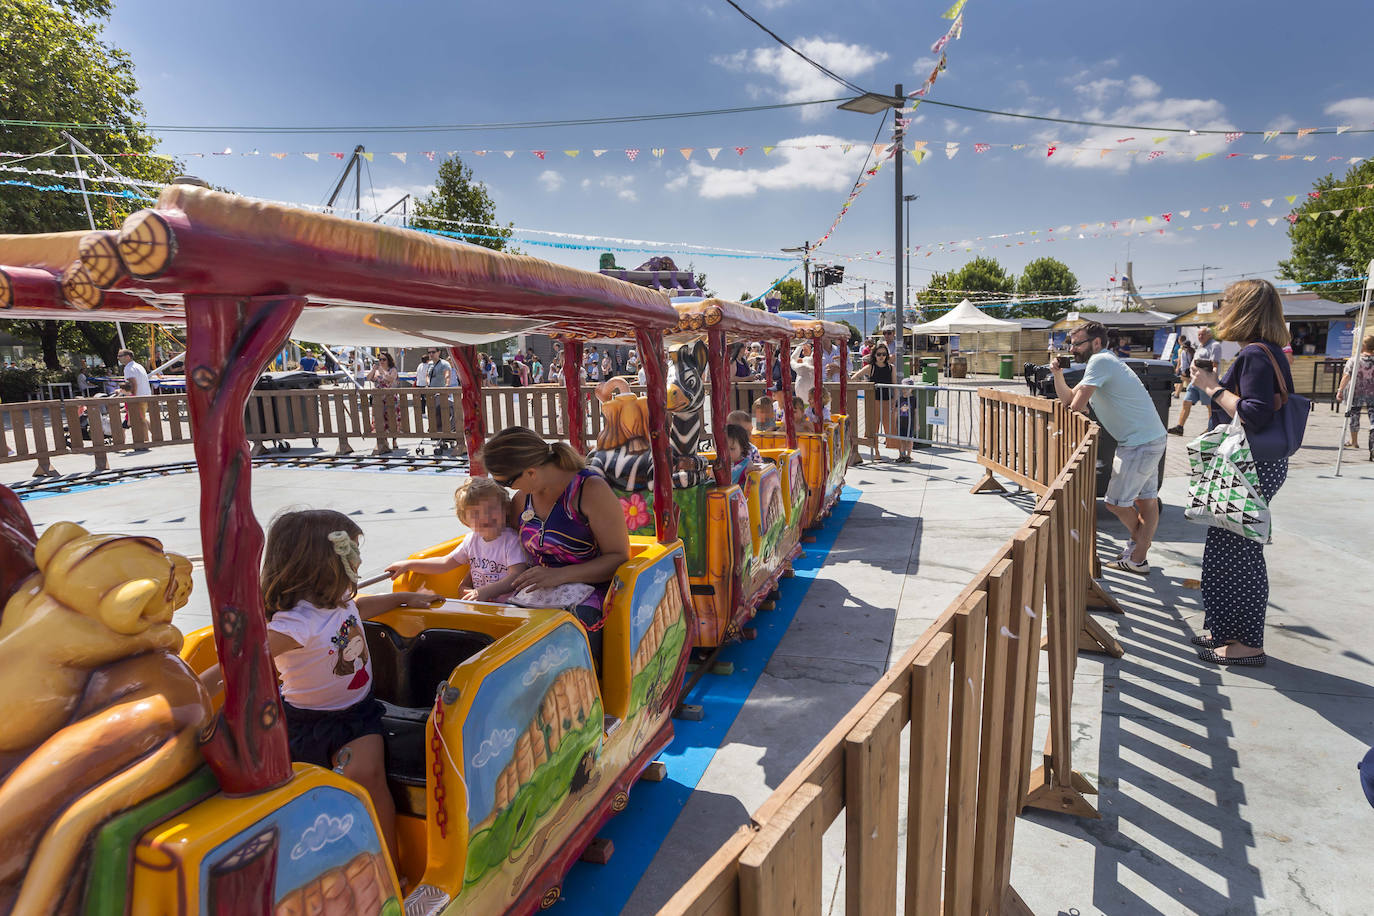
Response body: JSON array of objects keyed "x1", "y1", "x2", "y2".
[{"x1": 1183, "y1": 416, "x2": 1272, "y2": 543}]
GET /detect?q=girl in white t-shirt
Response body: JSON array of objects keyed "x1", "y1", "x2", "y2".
[
  {"x1": 198, "y1": 509, "x2": 438, "y2": 862},
  {"x1": 387, "y1": 477, "x2": 530, "y2": 602}
]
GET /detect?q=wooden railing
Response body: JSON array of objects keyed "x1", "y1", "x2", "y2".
[
  {"x1": 661, "y1": 393, "x2": 1114, "y2": 916},
  {"x1": 3, "y1": 381, "x2": 879, "y2": 476}
]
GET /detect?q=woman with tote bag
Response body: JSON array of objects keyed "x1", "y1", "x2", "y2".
[{"x1": 1187, "y1": 280, "x2": 1297, "y2": 667}]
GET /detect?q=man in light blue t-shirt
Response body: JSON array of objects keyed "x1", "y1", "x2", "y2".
[{"x1": 1051, "y1": 320, "x2": 1167, "y2": 575}]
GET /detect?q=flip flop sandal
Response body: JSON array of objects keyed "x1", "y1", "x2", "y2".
[
  {"x1": 1190, "y1": 634, "x2": 1223, "y2": 649},
  {"x1": 1197, "y1": 647, "x2": 1266, "y2": 666}
]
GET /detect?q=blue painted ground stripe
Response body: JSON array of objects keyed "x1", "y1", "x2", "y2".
[{"x1": 555, "y1": 486, "x2": 862, "y2": 914}]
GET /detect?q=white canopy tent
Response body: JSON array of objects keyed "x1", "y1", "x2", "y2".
[{"x1": 906, "y1": 299, "x2": 1022, "y2": 377}]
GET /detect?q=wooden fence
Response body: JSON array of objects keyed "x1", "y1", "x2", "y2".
[
  {"x1": 2, "y1": 381, "x2": 878, "y2": 476},
  {"x1": 661, "y1": 390, "x2": 1116, "y2": 916}
]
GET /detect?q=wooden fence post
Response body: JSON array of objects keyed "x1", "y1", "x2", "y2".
[
  {"x1": 740, "y1": 783, "x2": 825, "y2": 916},
  {"x1": 845, "y1": 692, "x2": 904, "y2": 916}
]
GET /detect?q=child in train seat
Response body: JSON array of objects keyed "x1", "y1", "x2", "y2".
[
  {"x1": 727, "y1": 411, "x2": 765, "y2": 467},
  {"x1": 793, "y1": 396, "x2": 816, "y2": 434},
  {"x1": 805, "y1": 388, "x2": 832, "y2": 427},
  {"x1": 200, "y1": 509, "x2": 441, "y2": 863},
  {"x1": 725, "y1": 423, "x2": 756, "y2": 486},
  {"x1": 752, "y1": 396, "x2": 778, "y2": 432},
  {"x1": 386, "y1": 476, "x2": 530, "y2": 603}
]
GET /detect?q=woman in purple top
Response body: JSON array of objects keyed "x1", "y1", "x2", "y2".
[
  {"x1": 1188, "y1": 279, "x2": 1295, "y2": 667},
  {"x1": 476, "y1": 426, "x2": 630, "y2": 663}
]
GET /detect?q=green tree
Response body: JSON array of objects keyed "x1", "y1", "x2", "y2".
[
  {"x1": 1015, "y1": 257, "x2": 1081, "y2": 320},
  {"x1": 836, "y1": 319, "x2": 861, "y2": 346},
  {"x1": 1277, "y1": 159, "x2": 1374, "y2": 303},
  {"x1": 918, "y1": 258, "x2": 1016, "y2": 317},
  {"x1": 775, "y1": 277, "x2": 815, "y2": 312},
  {"x1": 411, "y1": 156, "x2": 514, "y2": 251},
  {"x1": 0, "y1": 0, "x2": 183, "y2": 367}
]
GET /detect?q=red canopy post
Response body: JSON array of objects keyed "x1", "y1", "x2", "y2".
[
  {"x1": 185, "y1": 294, "x2": 302, "y2": 795},
  {"x1": 451, "y1": 344, "x2": 485, "y2": 472},
  {"x1": 811, "y1": 338, "x2": 825, "y2": 428},
  {"x1": 561, "y1": 339, "x2": 585, "y2": 453},
  {"x1": 780, "y1": 333, "x2": 798, "y2": 449},
  {"x1": 763, "y1": 340, "x2": 775, "y2": 395},
  {"x1": 837, "y1": 334, "x2": 849, "y2": 421},
  {"x1": 706, "y1": 327, "x2": 731, "y2": 488},
  {"x1": 636, "y1": 327, "x2": 677, "y2": 543}
]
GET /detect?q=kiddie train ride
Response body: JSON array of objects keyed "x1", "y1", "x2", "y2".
[
  {"x1": 580, "y1": 299, "x2": 805, "y2": 650},
  {"x1": 0, "y1": 187, "x2": 702, "y2": 916}
]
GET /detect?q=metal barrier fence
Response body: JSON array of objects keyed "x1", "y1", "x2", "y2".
[
  {"x1": 662, "y1": 391, "x2": 1114, "y2": 915},
  {"x1": 864, "y1": 383, "x2": 982, "y2": 452}
]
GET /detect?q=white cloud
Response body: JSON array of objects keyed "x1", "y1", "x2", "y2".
[
  {"x1": 1039, "y1": 72, "x2": 1237, "y2": 171},
  {"x1": 713, "y1": 39, "x2": 888, "y2": 121},
  {"x1": 673, "y1": 135, "x2": 863, "y2": 198},
  {"x1": 580, "y1": 178, "x2": 591, "y2": 190},
  {"x1": 594, "y1": 174, "x2": 638, "y2": 202},
  {"x1": 290, "y1": 813, "x2": 354, "y2": 860},
  {"x1": 1325, "y1": 97, "x2": 1374, "y2": 125},
  {"x1": 521, "y1": 643, "x2": 571, "y2": 686},
  {"x1": 942, "y1": 118, "x2": 971, "y2": 137},
  {"x1": 366, "y1": 183, "x2": 436, "y2": 220},
  {"x1": 472, "y1": 727, "x2": 517, "y2": 767},
  {"x1": 537, "y1": 169, "x2": 564, "y2": 192}
]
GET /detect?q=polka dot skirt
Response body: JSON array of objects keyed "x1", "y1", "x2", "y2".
[{"x1": 1201, "y1": 458, "x2": 1289, "y2": 649}]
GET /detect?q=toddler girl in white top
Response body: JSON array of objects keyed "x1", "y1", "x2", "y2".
[
  {"x1": 387, "y1": 476, "x2": 530, "y2": 602},
  {"x1": 199, "y1": 508, "x2": 437, "y2": 863}
]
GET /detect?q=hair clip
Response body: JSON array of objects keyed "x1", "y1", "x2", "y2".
[{"x1": 328, "y1": 530, "x2": 361, "y2": 583}]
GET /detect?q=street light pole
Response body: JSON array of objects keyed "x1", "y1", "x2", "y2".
[
  {"x1": 782, "y1": 241, "x2": 812, "y2": 315},
  {"x1": 893, "y1": 83, "x2": 907, "y2": 377},
  {"x1": 904, "y1": 194, "x2": 918, "y2": 322}
]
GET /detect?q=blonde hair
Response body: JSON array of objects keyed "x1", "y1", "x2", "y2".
[
  {"x1": 1363, "y1": 334, "x2": 1374, "y2": 354},
  {"x1": 1215, "y1": 279, "x2": 1290, "y2": 347},
  {"x1": 726, "y1": 410, "x2": 752, "y2": 428},
  {"x1": 752, "y1": 397, "x2": 774, "y2": 413},
  {"x1": 454, "y1": 476, "x2": 510, "y2": 521},
  {"x1": 477, "y1": 426, "x2": 584, "y2": 482},
  {"x1": 262, "y1": 509, "x2": 363, "y2": 617}
]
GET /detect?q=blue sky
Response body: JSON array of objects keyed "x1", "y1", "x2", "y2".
[{"x1": 97, "y1": 0, "x2": 1374, "y2": 316}]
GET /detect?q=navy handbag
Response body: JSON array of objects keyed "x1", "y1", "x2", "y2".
[{"x1": 1242, "y1": 343, "x2": 1309, "y2": 462}]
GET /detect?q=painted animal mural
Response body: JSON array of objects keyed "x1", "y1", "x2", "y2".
[
  {"x1": 587, "y1": 377, "x2": 654, "y2": 491},
  {"x1": 664, "y1": 340, "x2": 710, "y2": 489},
  {"x1": 589, "y1": 341, "x2": 709, "y2": 490},
  {"x1": 0, "y1": 510, "x2": 210, "y2": 916}
]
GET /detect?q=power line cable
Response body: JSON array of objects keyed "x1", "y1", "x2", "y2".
[{"x1": 718, "y1": 0, "x2": 868, "y2": 96}]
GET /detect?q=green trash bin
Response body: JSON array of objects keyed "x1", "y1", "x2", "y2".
[
  {"x1": 921, "y1": 357, "x2": 939, "y2": 385},
  {"x1": 999, "y1": 354, "x2": 1015, "y2": 379}
]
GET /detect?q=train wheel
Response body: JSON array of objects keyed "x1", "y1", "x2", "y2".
[
  {"x1": 540, "y1": 886, "x2": 561, "y2": 909},
  {"x1": 611, "y1": 791, "x2": 629, "y2": 813}
]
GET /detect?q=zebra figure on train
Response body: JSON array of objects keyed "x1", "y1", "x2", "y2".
[{"x1": 588, "y1": 340, "x2": 709, "y2": 491}]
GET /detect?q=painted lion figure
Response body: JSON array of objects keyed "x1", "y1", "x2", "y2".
[{"x1": 0, "y1": 512, "x2": 210, "y2": 916}]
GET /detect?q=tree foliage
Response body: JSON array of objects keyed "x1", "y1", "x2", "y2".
[
  {"x1": 0, "y1": 0, "x2": 183, "y2": 367},
  {"x1": 1277, "y1": 159, "x2": 1374, "y2": 303},
  {"x1": 1015, "y1": 257, "x2": 1081, "y2": 320},
  {"x1": 836, "y1": 319, "x2": 861, "y2": 346},
  {"x1": 917, "y1": 257, "x2": 1016, "y2": 317},
  {"x1": 411, "y1": 157, "x2": 514, "y2": 251},
  {"x1": 775, "y1": 277, "x2": 815, "y2": 312}
]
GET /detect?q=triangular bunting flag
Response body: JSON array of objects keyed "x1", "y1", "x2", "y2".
[
  {"x1": 1147, "y1": 150, "x2": 1165, "y2": 160},
  {"x1": 1296, "y1": 127, "x2": 1317, "y2": 139},
  {"x1": 912, "y1": 149, "x2": 927, "y2": 163},
  {"x1": 593, "y1": 149, "x2": 607, "y2": 157},
  {"x1": 1263, "y1": 130, "x2": 1280, "y2": 142},
  {"x1": 390, "y1": 151, "x2": 406, "y2": 163},
  {"x1": 1246, "y1": 218, "x2": 1258, "y2": 227},
  {"x1": 1302, "y1": 155, "x2": 1316, "y2": 161},
  {"x1": 973, "y1": 143, "x2": 990, "y2": 154},
  {"x1": 331, "y1": 152, "x2": 345, "y2": 160},
  {"x1": 304, "y1": 152, "x2": 319, "y2": 161},
  {"x1": 762, "y1": 146, "x2": 774, "y2": 155},
  {"x1": 1153, "y1": 136, "x2": 1168, "y2": 144},
  {"x1": 679, "y1": 148, "x2": 693, "y2": 160},
  {"x1": 564, "y1": 150, "x2": 580, "y2": 158},
  {"x1": 945, "y1": 143, "x2": 959, "y2": 158},
  {"x1": 1337, "y1": 125, "x2": 1351, "y2": 135},
  {"x1": 1285, "y1": 194, "x2": 1297, "y2": 203},
  {"x1": 626, "y1": 149, "x2": 640, "y2": 161},
  {"x1": 942, "y1": 0, "x2": 967, "y2": 19},
  {"x1": 533, "y1": 150, "x2": 546, "y2": 160},
  {"x1": 707, "y1": 147, "x2": 721, "y2": 159},
  {"x1": 502, "y1": 151, "x2": 514, "y2": 158},
  {"x1": 1225, "y1": 132, "x2": 1244, "y2": 143},
  {"x1": 1332, "y1": 209, "x2": 1345, "y2": 217},
  {"x1": 271, "y1": 152, "x2": 289, "y2": 160},
  {"x1": 841, "y1": 144, "x2": 853, "y2": 153},
  {"x1": 1251, "y1": 154, "x2": 1268, "y2": 160},
  {"x1": 473, "y1": 150, "x2": 487, "y2": 156},
  {"x1": 1195, "y1": 152, "x2": 1214, "y2": 161},
  {"x1": 652, "y1": 148, "x2": 665, "y2": 157},
  {"x1": 361, "y1": 151, "x2": 374, "y2": 161},
  {"x1": 1180, "y1": 210, "x2": 1191, "y2": 218},
  {"x1": 1012, "y1": 143, "x2": 1026, "y2": 150},
  {"x1": 1261, "y1": 198, "x2": 1273, "y2": 207}
]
